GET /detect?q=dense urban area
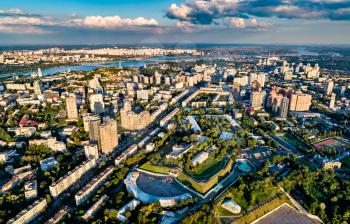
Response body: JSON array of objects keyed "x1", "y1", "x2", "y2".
[{"x1": 0, "y1": 46, "x2": 350, "y2": 224}]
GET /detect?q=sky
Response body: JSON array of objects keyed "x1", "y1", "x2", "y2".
[{"x1": 0, "y1": 0, "x2": 350, "y2": 45}]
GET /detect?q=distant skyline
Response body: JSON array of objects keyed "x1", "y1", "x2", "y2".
[{"x1": 1, "y1": 0, "x2": 350, "y2": 45}]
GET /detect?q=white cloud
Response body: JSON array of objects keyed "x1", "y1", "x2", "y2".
[
  {"x1": 68, "y1": 16, "x2": 159, "y2": 29},
  {"x1": 0, "y1": 17, "x2": 43, "y2": 25}
]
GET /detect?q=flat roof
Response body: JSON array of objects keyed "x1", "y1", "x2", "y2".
[{"x1": 253, "y1": 204, "x2": 321, "y2": 224}]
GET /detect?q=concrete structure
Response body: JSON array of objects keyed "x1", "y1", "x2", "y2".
[
  {"x1": 116, "y1": 199, "x2": 140, "y2": 222},
  {"x1": 120, "y1": 109, "x2": 152, "y2": 131},
  {"x1": 7, "y1": 198, "x2": 47, "y2": 224},
  {"x1": 221, "y1": 199, "x2": 242, "y2": 214},
  {"x1": 84, "y1": 144, "x2": 99, "y2": 159},
  {"x1": 192, "y1": 151, "x2": 209, "y2": 166},
  {"x1": 160, "y1": 108, "x2": 179, "y2": 127},
  {"x1": 250, "y1": 90, "x2": 266, "y2": 110},
  {"x1": 279, "y1": 97, "x2": 290, "y2": 118},
  {"x1": 324, "y1": 79, "x2": 334, "y2": 96},
  {"x1": 82, "y1": 195, "x2": 109, "y2": 220},
  {"x1": 88, "y1": 114, "x2": 101, "y2": 144},
  {"x1": 49, "y1": 158, "x2": 96, "y2": 197},
  {"x1": 66, "y1": 94, "x2": 79, "y2": 120},
  {"x1": 289, "y1": 93, "x2": 312, "y2": 112},
  {"x1": 99, "y1": 119, "x2": 118, "y2": 154},
  {"x1": 124, "y1": 172, "x2": 191, "y2": 205},
  {"x1": 75, "y1": 166, "x2": 113, "y2": 206},
  {"x1": 90, "y1": 94, "x2": 105, "y2": 114},
  {"x1": 24, "y1": 180, "x2": 38, "y2": 200},
  {"x1": 29, "y1": 137, "x2": 66, "y2": 152}
]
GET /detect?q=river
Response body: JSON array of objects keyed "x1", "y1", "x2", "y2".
[{"x1": 1, "y1": 55, "x2": 200, "y2": 78}]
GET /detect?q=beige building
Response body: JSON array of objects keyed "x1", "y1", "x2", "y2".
[
  {"x1": 66, "y1": 94, "x2": 79, "y2": 120},
  {"x1": 250, "y1": 90, "x2": 266, "y2": 110},
  {"x1": 120, "y1": 109, "x2": 152, "y2": 131},
  {"x1": 7, "y1": 198, "x2": 47, "y2": 224},
  {"x1": 99, "y1": 119, "x2": 118, "y2": 154},
  {"x1": 324, "y1": 79, "x2": 334, "y2": 96},
  {"x1": 49, "y1": 158, "x2": 96, "y2": 197},
  {"x1": 289, "y1": 93, "x2": 312, "y2": 111}
]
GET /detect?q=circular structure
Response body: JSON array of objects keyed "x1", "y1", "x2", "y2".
[
  {"x1": 221, "y1": 199, "x2": 242, "y2": 214},
  {"x1": 124, "y1": 171, "x2": 191, "y2": 205},
  {"x1": 236, "y1": 159, "x2": 253, "y2": 173}
]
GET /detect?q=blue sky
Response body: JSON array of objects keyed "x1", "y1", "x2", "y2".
[{"x1": 0, "y1": 0, "x2": 350, "y2": 45}]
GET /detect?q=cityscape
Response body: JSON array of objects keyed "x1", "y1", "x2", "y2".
[{"x1": 1, "y1": 1, "x2": 350, "y2": 224}]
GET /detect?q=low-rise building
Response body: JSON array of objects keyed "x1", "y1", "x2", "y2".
[
  {"x1": 7, "y1": 198, "x2": 47, "y2": 224},
  {"x1": 24, "y1": 180, "x2": 38, "y2": 200}
]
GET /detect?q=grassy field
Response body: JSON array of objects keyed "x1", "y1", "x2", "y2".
[
  {"x1": 277, "y1": 133, "x2": 309, "y2": 151},
  {"x1": 178, "y1": 159, "x2": 234, "y2": 194},
  {"x1": 139, "y1": 163, "x2": 172, "y2": 175},
  {"x1": 187, "y1": 158, "x2": 227, "y2": 181},
  {"x1": 233, "y1": 194, "x2": 291, "y2": 224},
  {"x1": 341, "y1": 156, "x2": 350, "y2": 168}
]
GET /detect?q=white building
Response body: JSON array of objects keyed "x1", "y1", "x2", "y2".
[{"x1": 192, "y1": 152, "x2": 209, "y2": 166}]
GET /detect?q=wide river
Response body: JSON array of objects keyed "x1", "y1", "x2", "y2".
[{"x1": 1, "y1": 55, "x2": 200, "y2": 78}]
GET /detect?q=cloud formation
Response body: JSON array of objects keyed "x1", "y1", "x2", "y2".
[
  {"x1": 166, "y1": 0, "x2": 350, "y2": 26},
  {"x1": 68, "y1": 16, "x2": 159, "y2": 29},
  {"x1": 0, "y1": 8, "x2": 160, "y2": 34}
]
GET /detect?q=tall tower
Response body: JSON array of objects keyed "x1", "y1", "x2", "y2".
[
  {"x1": 329, "y1": 93, "x2": 336, "y2": 109},
  {"x1": 324, "y1": 79, "x2": 334, "y2": 96},
  {"x1": 33, "y1": 80, "x2": 42, "y2": 95},
  {"x1": 279, "y1": 97, "x2": 290, "y2": 118},
  {"x1": 66, "y1": 94, "x2": 79, "y2": 120},
  {"x1": 289, "y1": 93, "x2": 312, "y2": 112},
  {"x1": 250, "y1": 90, "x2": 266, "y2": 110},
  {"x1": 99, "y1": 119, "x2": 118, "y2": 154},
  {"x1": 90, "y1": 94, "x2": 105, "y2": 114},
  {"x1": 88, "y1": 114, "x2": 101, "y2": 145}
]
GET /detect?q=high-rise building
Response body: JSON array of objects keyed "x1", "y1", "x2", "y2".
[
  {"x1": 250, "y1": 90, "x2": 266, "y2": 110},
  {"x1": 88, "y1": 114, "x2": 101, "y2": 144},
  {"x1": 90, "y1": 94, "x2": 105, "y2": 114},
  {"x1": 154, "y1": 71, "x2": 162, "y2": 85},
  {"x1": 289, "y1": 93, "x2": 312, "y2": 111},
  {"x1": 279, "y1": 97, "x2": 289, "y2": 118},
  {"x1": 66, "y1": 94, "x2": 79, "y2": 120},
  {"x1": 33, "y1": 80, "x2": 42, "y2": 95},
  {"x1": 249, "y1": 73, "x2": 266, "y2": 87},
  {"x1": 0, "y1": 54, "x2": 4, "y2": 64},
  {"x1": 324, "y1": 79, "x2": 334, "y2": 96},
  {"x1": 329, "y1": 93, "x2": 336, "y2": 109},
  {"x1": 99, "y1": 119, "x2": 118, "y2": 154},
  {"x1": 232, "y1": 82, "x2": 240, "y2": 98}
]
